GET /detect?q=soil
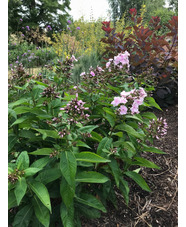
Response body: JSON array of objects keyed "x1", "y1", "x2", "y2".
[{"x1": 82, "y1": 105, "x2": 178, "y2": 227}]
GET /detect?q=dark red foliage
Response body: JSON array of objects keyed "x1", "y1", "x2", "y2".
[
  {"x1": 149, "y1": 16, "x2": 161, "y2": 25},
  {"x1": 101, "y1": 13, "x2": 178, "y2": 79},
  {"x1": 129, "y1": 8, "x2": 137, "y2": 16},
  {"x1": 102, "y1": 21, "x2": 114, "y2": 34},
  {"x1": 102, "y1": 21, "x2": 111, "y2": 27}
]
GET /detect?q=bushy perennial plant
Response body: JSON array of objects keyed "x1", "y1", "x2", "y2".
[{"x1": 8, "y1": 48, "x2": 168, "y2": 227}]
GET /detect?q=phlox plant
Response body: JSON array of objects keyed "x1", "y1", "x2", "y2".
[{"x1": 9, "y1": 52, "x2": 167, "y2": 227}]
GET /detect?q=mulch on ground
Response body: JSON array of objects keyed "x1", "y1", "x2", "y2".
[{"x1": 82, "y1": 105, "x2": 178, "y2": 227}]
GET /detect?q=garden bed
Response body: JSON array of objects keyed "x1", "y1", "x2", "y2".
[{"x1": 82, "y1": 105, "x2": 178, "y2": 227}]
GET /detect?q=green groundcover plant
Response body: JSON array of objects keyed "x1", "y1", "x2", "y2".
[{"x1": 8, "y1": 52, "x2": 168, "y2": 227}]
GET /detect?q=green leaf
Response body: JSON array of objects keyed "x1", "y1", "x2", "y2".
[
  {"x1": 123, "y1": 141, "x2": 136, "y2": 157},
  {"x1": 32, "y1": 196, "x2": 50, "y2": 227},
  {"x1": 97, "y1": 137, "x2": 112, "y2": 156},
  {"x1": 12, "y1": 204, "x2": 33, "y2": 227},
  {"x1": 108, "y1": 158, "x2": 120, "y2": 188},
  {"x1": 90, "y1": 131, "x2": 102, "y2": 142},
  {"x1": 29, "y1": 148, "x2": 53, "y2": 155},
  {"x1": 112, "y1": 132, "x2": 123, "y2": 137},
  {"x1": 8, "y1": 134, "x2": 18, "y2": 152},
  {"x1": 34, "y1": 129, "x2": 59, "y2": 139},
  {"x1": 103, "y1": 107, "x2": 116, "y2": 117},
  {"x1": 60, "y1": 151, "x2": 77, "y2": 187},
  {"x1": 142, "y1": 145, "x2": 166, "y2": 154},
  {"x1": 75, "y1": 152, "x2": 111, "y2": 163},
  {"x1": 16, "y1": 151, "x2": 29, "y2": 170},
  {"x1": 8, "y1": 190, "x2": 17, "y2": 209},
  {"x1": 19, "y1": 130, "x2": 37, "y2": 139},
  {"x1": 125, "y1": 114, "x2": 143, "y2": 123},
  {"x1": 32, "y1": 86, "x2": 43, "y2": 100},
  {"x1": 133, "y1": 157, "x2": 160, "y2": 169},
  {"x1": 76, "y1": 140, "x2": 91, "y2": 149},
  {"x1": 125, "y1": 171, "x2": 151, "y2": 192},
  {"x1": 133, "y1": 168, "x2": 141, "y2": 173},
  {"x1": 24, "y1": 168, "x2": 42, "y2": 177},
  {"x1": 78, "y1": 125, "x2": 98, "y2": 133},
  {"x1": 104, "y1": 112, "x2": 115, "y2": 127},
  {"x1": 75, "y1": 193, "x2": 106, "y2": 212},
  {"x1": 76, "y1": 171, "x2": 109, "y2": 183},
  {"x1": 106, "y1": 84, "x2": 121, "y2": 94},
  {"x1": 143, "y1": 97, "x2": 162, "y2": 110},
  {"x1": 60, "y1": 203, "x2": 74, "y2": 227},
  {"x1": 141, "y1": 112, "x2": 157, "y2": 120},
  {"x1": 9, "y1": 98, "x2": 29, "y2": 108},
  {"x1": 29, "y1": 180, "x2": 51, "y2": 212},
  {"x1": 14, "y1": 106, "x2": 32, "y2": 115},
  {"x1": 32, "y1": 80, "x2": 49, "y2": 87},
  {"x1": 14, "y1": 177, "x2": 27, "y2": 205},
  {"x1": 60, "y1": 177, "x2": 75, "y2": 208},
  {"x1": 119, "y1": 177, "x2": 129, "y2": 205},
  {"x1": 31, "y1": 108, "x2": 52, "y2": 119},
  {"x1": 8, "y1": 167, "x2": 13, "y2": 174},
  {"x1": 76, "y1": 203, "x2": 101, "y2": 219},
  {"x1": 36, "y1": 168, "x2": 61, "y2": 184},
  {"x1": 8, "y1": 108, "x2": 17, "y2": 119},
  {"x1": 30, "y1": 157, "x2": 50, "y2": 168},
  {"x1": 11, "y1": 115, "x2": 30, "y2": 126},
  {"x1": 116, "y1": 124, "x2": 144, "y2": 139}
]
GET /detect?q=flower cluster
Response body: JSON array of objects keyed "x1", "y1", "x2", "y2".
[
  {"x1": 55, "y1": 55, "x2": 77, "y2": 79},
  {"x1": 58, "y1": 128, "x2": 71, "y2": 138},
  {"x1": 82, "y1": 132, "x2": 92, "y2": 138},
  {"x1": 49, "y1": 150, "x2": 59, "y2": 158},
  {"x1": 8, "y1": 169, "x2": 25, "y2": 184},
  {"x1": 80, "y1": 66, "x2": 104, "y2": 81},
  {"x1": 41, "y1": 85, "x2": 59, "y2": 98},
  {"x1": 111, "y1": 88, "x2": 147, "y2": 115},
  {"x1": 60, "y1": 93, "x2": 90, "y2": 124},
  {"x1": 9, "y1": 64, "x2": 30, "y2": 86},
  {"x1": 147, "y1": 117, "x2": 168, "y2": 140},
  {"x1": 106, "y1": 51, "x2": 130, "y2": 71}
]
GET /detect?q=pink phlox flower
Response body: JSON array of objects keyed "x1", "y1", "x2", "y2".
[
  {"x1": 80, "y1": 72, "x2": 86, "y2": 77},
  {"x1": 133, "y1": 98, "x2": 144, "y2": 106},
  {"x1": 130, "y1": 103, "x2": 139, "y2": 115},
  {"x1": 90, "y1": 71, "x2": 95, "y2": 76},
  {"x1": 120, "y1": 97, "x2": 128, "y2": 104},
  {"x1": 106, "y1": 61, "x2": 111, "y2": 68},
  {"x1": 77, "y1": 100, "x2": 85, "y2": 105},
  {"x1": 111, "y1": 97, "x2": 122, "y2": 107},
  {"x1": 124, "y1": 51, "x2": 130, "y2": 57},
  {"x1": 119, "y1": 105, "x2": 128, "y2": 115},
  {"x1": 138, "y1": 87, "x2": 147, "y2": 98},
  {"x1": 97, "y1": 66, "x2": 104, "y2": 72},
  {"x1": 113, "y1": 52, "x2": 130, "y2": 70},
  {"x1": 120, "y1": 90, "x2": 132, "y2": 97}
]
